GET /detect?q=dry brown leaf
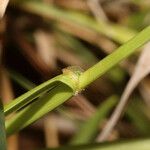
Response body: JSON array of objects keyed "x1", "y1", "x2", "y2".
[
  {"x1": 34, "y1": 30, "x2": 57, "y2": 70},
  {"x1": 55, "y1": 0, "x2": 88, "y2": 11},
  {"x1": 58, "y1": 21, "x2": 116, "y2": 53},
  {"x1": 16, "y1": 35, "x2": 53, "y2": 77},
  {"x1": 87, "y1": 0, "x2": 108, "y2": 22},
  {"x1": 140, "y1": 79, "x2": 150, "y2": 106},
  {"x1": 98, "y1": 42, "x2": 150, "y2": 142},
  {"x1": 44, "y1": 114, "x2": 59, "y2": 148},
  {"x1": 68, "y1": 95, "x2": 96, "y2": 118}
]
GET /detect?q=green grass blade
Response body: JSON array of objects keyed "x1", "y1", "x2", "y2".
[
  {"x1": 4, "y1": 76, "x2": 60, "y2": 116},
  {"x1": 71, "y1": 96, "x2": 118, "y2": 144},
  {"x1": 4, "y1": 71, "x2": 79, "y2": 116},
  {"x1": 5, "y1": 67, "x2": 83, "y2": 135},
  {"x1": 6, "y1": 83, "x2": 73, "y2": 136},
  {"x1": 126, "y1": 102, "x2": 150, "y2": 135},
  {"x1": 20, "y1": 1, "x2": 136, "y2": 44},
  {"x1": 39, "y1": 139, "x2": 150, "y2": 150},
  {"x1": 4, "y1": 24, "x2": 150, "y2": 136},
  {"x1": 8, "y1": 70, "x2": 36, "y2": 90},
  {"x1": 79, "y1": 26, "x2": 150, "y2": 90},
  {"x1": 0, "y1": 100, "x2": 6, "y2": 150},
  {"x1": 55, "y1": 31, "x2": 98, "y2": 65}
]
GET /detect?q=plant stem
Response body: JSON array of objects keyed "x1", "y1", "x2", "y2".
[
  {"x1": 79, "y1": 26, "x2": 150, "y2": 90},
  {"x1": 39, "y1": 139, "x2": 150, "y2": 150},
  {"x1": 5, "y1": 26, "x2": 150, "y2": 135},
  {"x1": 0, "y1": 100, "x2": 6, "y2": 150}
]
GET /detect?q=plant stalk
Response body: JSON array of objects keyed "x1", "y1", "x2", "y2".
[{"x1": 79, "y1": 26, "x2": 150, "y2": 90}]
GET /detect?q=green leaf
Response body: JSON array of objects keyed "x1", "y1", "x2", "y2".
[
  {"x1": 126, "y1": 101, "x2": 150, "y2": 135},
  {"x1": 19, "y1": 1, "x2": 136, "y2": 44},
  {"x1": 5, "y1": 25, "x2": 150, "y2": 136},
  {"x1": 6, "y1": 83, "x2": 73, "y2": 136},
  {"x1": 0, "y1": 100, "x2": 6, "y2": 150},
  {"x1": 55, "y1": 31, "x2": 98, "y2": 65},
  {"x1": 71, "y1": 96, "x2": 118, "y2": 144},
  {"x1": 39, "y1": 139, "x2": 150, "y2": 150},
  {"x1": 79, "y1": 26, "x2": 150, "y2": 90},
  {"x1": 4, "y1": 68, "x2": 81, "y2": 116},
  {"x1": 8, "y1": 70, "x2": 36, "y2": 90},
  {"x1": 5, "y1": 66, "x2": 83, "y2": 136}
]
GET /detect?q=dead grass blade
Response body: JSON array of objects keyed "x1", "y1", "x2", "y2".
[
  {"x1": 87, "y1": 0, "x2": 108, "y2": 22},
  {"x1": 98, "y1": 42, "x2": 150, "y2": 141}
]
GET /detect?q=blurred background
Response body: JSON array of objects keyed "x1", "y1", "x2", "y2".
[{"x1": 0, "y1": 0, "x2": 150, "y2": 149}]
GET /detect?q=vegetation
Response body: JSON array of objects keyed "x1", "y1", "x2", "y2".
[{"x1": 0, "y1": 0, "x2": 150, "y2": 150}]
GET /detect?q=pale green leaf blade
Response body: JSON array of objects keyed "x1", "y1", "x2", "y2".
[
  {"x1": 39, "y1": 139, "x2": 150, "y2": 150},
  {"x1": 20, "y1": 1, "x2": 136, "y2": 44},
  {"x1": 6, "y1": 83, "x2": 73, "y2": 136},
  {"x1": 0, "y1": 100, "x2": 6, "y2": 150}
]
